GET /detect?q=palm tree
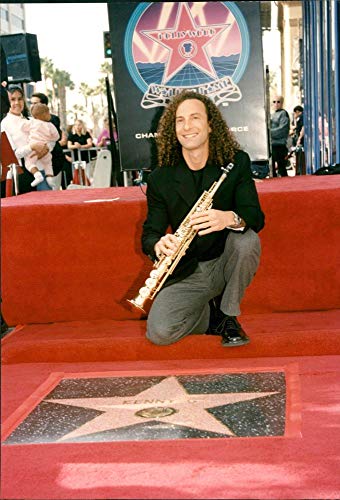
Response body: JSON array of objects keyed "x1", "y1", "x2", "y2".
[
  {"x1": 40, "y1": 57, "x2": 55, "y2": 105},
  {"x1": 69, "y1": 103, "x2": 86, "y2": 122},
  {"x1": 99, "y1": 61, "x2": 117, "y2": 115},
  {"x1": 40, "y1": 58, "x2": 74, "y2": 128},
  {"x1": 54, "y1": 69, "x2": 75, "y2": 130},
  {"x1": 100, "y1": 61, "x2": 113, "y2": 78},
  {"x1": 41, "y1": 57, "x2": 54, "y2": 84},
  {"x1": 95, "y1": 77, "x2": 107, "y2": 109},
  {"x1": 79, "y1": 82, "x2": 92, "y2": 108}
]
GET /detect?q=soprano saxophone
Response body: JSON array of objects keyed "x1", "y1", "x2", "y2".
[{"x1": 128, "y1": 163, "x2": 234, "y2": 313}]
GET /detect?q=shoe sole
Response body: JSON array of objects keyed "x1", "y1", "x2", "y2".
[{"x1": 221, "y1": 338, "x2": 250, "y2": 347}]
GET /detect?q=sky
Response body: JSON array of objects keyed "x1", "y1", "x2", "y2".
[{"x1": 24, "y1": 3, "x2": 110, "y2": 88}]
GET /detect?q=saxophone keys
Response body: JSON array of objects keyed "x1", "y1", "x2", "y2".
[
  {"x1": 145, "y1": 278, "x2": 157, "y2": 288},
  {"x1": 139, "y1": 287, "x2": 151, "y2": 298}
]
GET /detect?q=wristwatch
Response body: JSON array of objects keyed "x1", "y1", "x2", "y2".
[{"x1": 231, "y1": 211, "x2": 242, "y2": 227}]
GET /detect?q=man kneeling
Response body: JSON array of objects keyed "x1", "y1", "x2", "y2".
[{"x1": 142, "y1": 91, "x2": 265, "y2": 347}]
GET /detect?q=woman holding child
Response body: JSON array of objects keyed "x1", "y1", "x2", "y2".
[{"x1": 1, "y1": 85, "x2": 52, "y2": 193}]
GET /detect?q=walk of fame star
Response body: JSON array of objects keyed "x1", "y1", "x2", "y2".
[
  {"x1": 3, "y1": 371, "x2": 289, "y2": 444},
  {"x1": 47, "y1": 376, "x2": 278, "y2": 441},
  {"x1": 141, "y1": 2, "x2": 230, "y2": 84}
]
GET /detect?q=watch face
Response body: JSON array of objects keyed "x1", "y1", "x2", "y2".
[{"x1": 233, "y1": 212, "x2": 241, "y2": 225}]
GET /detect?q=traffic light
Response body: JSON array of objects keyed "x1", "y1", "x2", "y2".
[
  {"x1": 292, "y1": 69, "x2": 299, "y2": 87},
  {"x1": 103, "y1": 31, "x2": 112, "y2": 58}
]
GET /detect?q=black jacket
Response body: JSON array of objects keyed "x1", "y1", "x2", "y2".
[{"x1": 142, "y1": 150, "x2": 265, "y2": 285}]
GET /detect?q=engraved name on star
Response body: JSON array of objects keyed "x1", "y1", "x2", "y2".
[
  {"x1": 46, "y1": 375, "x2": 278, "y2": 441},
  {"x1": 141, "y1": 2, "x2": 230, "y2": 84}
]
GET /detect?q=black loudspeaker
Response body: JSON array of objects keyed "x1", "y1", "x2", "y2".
[{"x1": 0, "y1": 33, "x2": 41, "y2": 84}]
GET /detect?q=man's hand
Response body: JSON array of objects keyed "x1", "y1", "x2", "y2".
[
  {"x1": 30, "y1": 142, "x2": 49, "y2": 159},
  {"x1": 190, "y1": 209, "x2": 236, "y2": 236},
  {"x1": 154, "y1": 234, "x2": 179, "y2": 259}
]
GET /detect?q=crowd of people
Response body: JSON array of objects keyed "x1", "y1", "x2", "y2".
[
  {"x1": 1, "y1": 84, "x2": 117, "y2": 196},
  {"x1": 1, "y1": 79, "x2": 306, "y2": 198}
]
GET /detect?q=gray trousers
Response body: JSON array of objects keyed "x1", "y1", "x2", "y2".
[{"x1": 146, "y1": 229, "x2": 261, "y2": 345}]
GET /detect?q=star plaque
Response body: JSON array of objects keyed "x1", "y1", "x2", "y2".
[{"x1": 2, "y1": 366, "x2": 301, "y2": 444}]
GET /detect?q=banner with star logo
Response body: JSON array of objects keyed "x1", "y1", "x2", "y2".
[{"x1": 108, "y1": 1, "x2": 268, "y2": 171}]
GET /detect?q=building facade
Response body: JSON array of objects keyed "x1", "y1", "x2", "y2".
[{"x1": 0, "y1": 3, "x2": 25, "y2": 35}]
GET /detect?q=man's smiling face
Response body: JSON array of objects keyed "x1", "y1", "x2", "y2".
[{"x1": 175, "y1": 98, "x2": 211, "y2": 154}]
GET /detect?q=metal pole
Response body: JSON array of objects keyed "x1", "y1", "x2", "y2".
[
  {"x1": 318, "y1": 1, "x2": 326, "y2": 167},
  {"x1": 105, "y1": 76, "x2": 118, "y2": 186},
  {"x1": 123, "y1": 171, "x2": 129, "y2": 187},
  {"x1": 311, "y1": 1, "x2": 321, "y2": 172},
  {"x1": 12, "y1": 164, "x2": 19, "y2": 195},
  {"x1": 303, "y1": 1, "x2": 312, "y2": 173},
  {"x1": 334, "y1": 0, "x2": 340, "y2": 163},
  {"x1": 325, "y1": 0, "x2": 333, "y2": 165}
]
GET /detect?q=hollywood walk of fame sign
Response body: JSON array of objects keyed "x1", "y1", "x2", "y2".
[
  {"x1": 2, "y1": 367, "x2": 301, "y2": 445},
  {"x1": 141, "y1": 3, "x2": 230, "y2": 84},
  {"x1": 108, "y1": 1, "x2": 268, "y2": 171}
]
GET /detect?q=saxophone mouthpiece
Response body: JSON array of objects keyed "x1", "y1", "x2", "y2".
[{"x1": 222, "y1": 163, "x2": 234, "y2": 174}]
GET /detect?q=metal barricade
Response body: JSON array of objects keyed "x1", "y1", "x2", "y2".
[{"x1": 63, "y1": 147, "x2": 101, "y2": 187}]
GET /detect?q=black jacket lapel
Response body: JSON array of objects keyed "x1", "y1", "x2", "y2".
[
  {"x1": 202, "y1": 162, "x2": 221, "y2": 191},
  {"x1": 174, "y1": 159, "x2": 197, "y2": 208}
]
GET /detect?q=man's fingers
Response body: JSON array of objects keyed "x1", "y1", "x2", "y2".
[
  {"x1": 198, "y1": 228, "x2": 212, "y2": 236},
  {"x1": 161, "y1": 237, "x2": 178, "y2": 254},
  {"x1": 190, "y1": 210, "x2": 209, "y2": 222},
  {"x1": 155, "y1": 235, "x2": 179, "y2": 257}
]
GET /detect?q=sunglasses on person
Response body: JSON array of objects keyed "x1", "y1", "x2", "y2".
[{"x1": 273, "y1": 100, "x2": 281, "y2": 103}]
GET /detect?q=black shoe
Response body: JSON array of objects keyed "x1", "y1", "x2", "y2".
[
  {"x1": 218, "y1": 316, "x2": 250, "y2": 347},
  {"x1": 206, "y1": 299, "x2": 225, "y2": 335},
  {"x1": 207, "y1": 297, "x2": 225, "y2": 335}
]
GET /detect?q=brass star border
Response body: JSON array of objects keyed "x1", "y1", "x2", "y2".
[{"x1": 2, "y1": 365, "x2": 301, "y2": 444}]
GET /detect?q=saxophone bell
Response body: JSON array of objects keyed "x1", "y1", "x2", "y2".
[{"x1": 127, "y1": 297, "x2": 147, "y2": 314}]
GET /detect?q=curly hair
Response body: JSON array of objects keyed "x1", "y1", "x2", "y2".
[{"x1": 156, "y1": 91, "x2": 240, "y2": 167}]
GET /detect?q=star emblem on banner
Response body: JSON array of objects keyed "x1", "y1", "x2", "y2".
[
  {"x1": 141, "y1": 2, "x2": 230, "y2": 84},
  {"x1": 47, "y1": 376, "x2": 277, "y2": 441}
]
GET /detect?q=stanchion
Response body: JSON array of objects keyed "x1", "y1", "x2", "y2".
[
  {"x1": 71, "y1": 161, "x2": 90, "y2": 186},
  {"x1": 5, "y1": 169, "x2": 12, "y2": 197},
  {"x1": 12, "y1": 164, "x2": 19, "y2": 195},
  {"x1": 5, "y1": 164, "x2": 20, "y2": 197}
]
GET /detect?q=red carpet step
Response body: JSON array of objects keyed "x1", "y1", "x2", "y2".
[
  {"x1": 2, "y1": 310, "x2": 340, "y2": 364},
  {"x1": 2, "y1": 176, "x2": 340, "y2": 326}
]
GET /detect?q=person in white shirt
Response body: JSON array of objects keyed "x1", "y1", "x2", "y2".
[{"x1": 1, "y1": 85, "x2": 51, "y2": 192}]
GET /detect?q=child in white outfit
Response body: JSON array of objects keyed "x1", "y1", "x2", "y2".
[{"x1": 23, "y1": 103, "x2": 60, "y2": 188}]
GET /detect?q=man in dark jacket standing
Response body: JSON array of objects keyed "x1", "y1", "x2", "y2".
[
  {"x1": 270, "y1": 95, "x2": 290, "y2": 177},
  {"x1": 141, "y1": 91, "x2": 265, "y2": 348}
]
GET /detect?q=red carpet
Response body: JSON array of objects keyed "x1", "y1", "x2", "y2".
[
  {"x1": 2, "y1": 176, "x2": 340, "y2": 325},
  {"x1": 2, "y1": 310, "x2": 340, "y2": 364},
  {"x1": 1, "y1": 176, "x2": 340, "y2": 499},
  {"x1": 1, "y1": 356, "x2": 340, "y2": 499}
]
